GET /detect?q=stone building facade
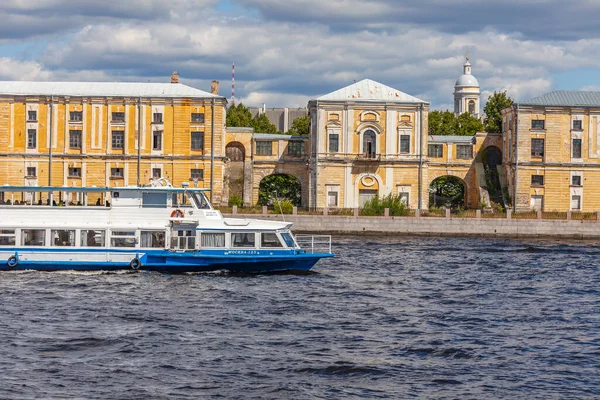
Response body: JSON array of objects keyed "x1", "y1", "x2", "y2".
[
  {"x1": 0, "y1": 74, "x2": 227, "y2": 205},
  {"x1": 502, "y1": 91, "x2": 600, "y2": 212}
]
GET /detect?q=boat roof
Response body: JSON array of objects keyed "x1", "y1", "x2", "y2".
[{"x1": 0, "y1": 185, "x2": 209, "y2": 193}]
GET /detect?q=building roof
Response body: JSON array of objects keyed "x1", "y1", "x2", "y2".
[
  {"x1": 0, "y1": 81, "x2": 221, "y2": 99},
  {"x1": 315, "y1": 79, "x2": 427, "y2": 104},
  {"x1": 253, "y1": 133, "x2": 308, "y2": 140},
  {"x1": 429, "y1": 135, "x2": 475, "y2": 144},
  {"x1": 455, "y1": 75, "x2": 480, "y2": 88},
  {"x1": 519, "y1": 90, "x2": 600, "y2": 107}
]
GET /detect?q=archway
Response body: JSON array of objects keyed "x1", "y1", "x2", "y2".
[
  {"x1": 226, "y1": 142, "x2": 246, "y2": 205},
  {"x1": 429, "y1": 176, "x2": 465, "y2": 209},
  {"x1": 480, "y1": 146, "x2": 504, "y2": 208},
  {"x1": 258, "y1": 174, "x2": 302, "y2": 206}
]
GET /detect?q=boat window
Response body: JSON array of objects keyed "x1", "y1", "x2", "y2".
[
  {"x1": 142, "y1": 192, "x2": 167, "y2": 208},
  {"x1": 232, "y1": 233, "x2": 255, "y2": 248},
  {"x1": 201, "y1": 232, "x2": 225, "y2": 248},
  {"x1": 141, "y1": 231, "x2": 166, "y2": 248},
  {"x1": 280, "y1": 232, "x2": 296, "y2": 248},
  {"x1": 0, "y1": 229, "x2": 16, "y2": 246},
  {"x1": 81, "y1": 230, "x2": 106, "y2": 247},
  {"x1": 51, "y1": 230, "x2": 76, "y2": 246},
  {"x1": 189, "y1": 192, "x2": 211, "y2": 209},
  {"x1": 111, "y1": 231, "x2": 137, "y2": 248},
  {"x1": 171, "y1": 230, "x2": 195, "y2": 251},
  {"x1": 21, "y1": 229, "x2": 45, "y2": 246},
  {"x1": 261, "y1": 232, "x2": 283, "y2": 248}
]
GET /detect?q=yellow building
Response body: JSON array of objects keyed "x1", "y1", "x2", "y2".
[
  {"x1": 307, "y1": 79, "x2": 429, "y2": 209},
  {"x1": 502, "y1": 90, "x2": 600, "y2": 212},
  {"x1": 0, "y1": 73, "x2": 227, "y2": 205}
]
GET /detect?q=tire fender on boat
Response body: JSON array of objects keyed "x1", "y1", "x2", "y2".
[
  {"x1": 7, "y1": 255, "x2": 18, "y2": 268},
  {"x1": 130, "y1": 258, "x2": 141, "y2": 270}
]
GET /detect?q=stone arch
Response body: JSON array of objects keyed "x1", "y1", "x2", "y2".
[
  {"x1": 480, "y1": 145, "x2": 502, "y2": 166},
  {"x1": 258, "y1": 173, "x2": 302, "y2": 206},
  {"x1": 360, "y1": 110, "x2": 380, "y2": 122},
  {"x1": 429, "y1": 175, "x2": 466, "y2": 209},
  {"x1": 356, "y1": 123, "x2": 382, "y2": 155},
  {"x1": 468, "y1": 99, "x2": 476, "y2": 115},
  {"x1": 354, "y1": 173, "x2": 383, "y2": 207},
  {"x1": 226, "y1": 141, "x2": 245, "y2": 161}
]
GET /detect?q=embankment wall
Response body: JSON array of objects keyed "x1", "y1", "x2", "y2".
[{"x1": 225, "y1": 214, "x2": 600, "y2": 239}]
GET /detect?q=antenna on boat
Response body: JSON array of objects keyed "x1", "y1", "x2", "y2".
[{"x1": 273, "y1": 190, "x2": 285, "y2": 222}]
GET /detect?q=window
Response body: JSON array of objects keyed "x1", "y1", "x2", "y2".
[
  {"x1": 256, "y1": 141, "x2": 272, "y2": 156},
  {"x1": 70, "y1": 111, "x2": 83, "y2": 121},
  {"x1": 171, "y1": 230, "x2": 195, "y2": 250},
  {"x1": 111, "y1": 168, "x2": 124, "y2": 178},
  {"x1": 152, "y1": 130, "x2": 162, "y2": 151},
  {"x1": 0, "y1": 229, "x2": 16, "y2": 246},
  {"x1": 428, "y1": 144, "x2": 443, "y2": 158},
  {"x1": 191, "y1": 113, "x2": 205, "y2": 123},
  {"x1": 288, "y1": 141, "x2": 304, "y2": 156},
  {"x1": 456, "y1": 145, "x2": 473, "y2": 159},
  {"x1": 261, "y1": 233, "x2": 283, "y2": 248},
  {"x1": 153, "y1": 112, "x2": 163, "y2": 123},
  {"x1": 68, "y1": 167, "x2": 81, "y2": 178},
  {"x1": 572, "y1": 139, "x2": 582, "y2": 158},
  {"x1": 27, "y1": 129, "x2": 36, "y2": 148},
  {"x1": 191, "y1": 131, "x2": 204, "y2": 150},
  {"x1": 112, "y1": 131, "x2": 124, "y2": 149},
  {"x1": 572, "y1": 175, "x2": 582, "y2": 186},
  {"x1": 531, "y1": 138, "x2": 544, "y2": 157},
  {"x1": 201, "y1": 232, "x2": 225, "y2": 248},
  {"x1": 190, "y1": 169, "x2": 204, "y2": 180},
  {"x1": 69, "y1": 130, "x2": 82, "y2": 149},
  {"x1": 327, "y1": 191, "x2": 338, "y2": 207},
  {"x1": 571, "y1": 195, "x2": 581, "y2": 211},
  {"x1": 280, "y1": 232, "x2": 296, "y2": 248},
  {"x1": 81, "y1": 230, "x2": 105, "y2": 247},
  {"x1": 399, "y1": 135, "x2": 410, "y2": 153},
  {"x1": 232, "y1": 232, "x2": 255, "y2": 248},
  {"x1": 531, "y1": 175, "x2": 544, "y2": 186},
  {"x1": 141, "y1": 231, "x2": 165, "y2": 248},
  {"x1": 21, "y1": 229, "x2": 45, "y2": 246},
  {"x1": 26, "y1": 167, "x2": 36, "y2": 177},
  {"x1": 328, "y1": 133, "x2": 339, "y2": 153},
  {"x1": 111, "y1": 231, "x2": 136, "y2": 248},
  {"x1": 112, "y1": 112, "x2": 125, "y2": 122},
  {"x1": 573, "y1": 120, "x2": 582, "y2": 130},
  {"x1": 152, "y1": 168, "x2": 161, "y2": 179},
  {"x1": 27, "y1": 110, "x2": 37, "y2": 121},
  {"x1": 531, "y1": 120, "x2": 545, "y2": 130},
  {"x1": 51, "y1": 229, "x2": 75, "y2": 246}
]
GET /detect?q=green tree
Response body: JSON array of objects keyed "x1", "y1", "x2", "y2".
[
  {"x1": 456, "y1": 112, "x2": 484, "y2": 136},
  {"x1": 258, "y1": 174, "x2": 302, "y2": 206},
  {"x1": 483, "y1": 91, "x2": 514, "y2": 133},
  {"x1": 429, "y1": 176, "x2": 465, "y2": 208},
  {"x1": 252, "y1": 113, "x2": 279, "y2": 134},
  {"x1": 226, "y1": 103, "x2": 254, "y2": 128},
  {"x1": 428, "y1": 110, "x2": 458, "y2": 135},
  {"x1": 288, "y1": 115, "x2": 310, "y2": 135}
]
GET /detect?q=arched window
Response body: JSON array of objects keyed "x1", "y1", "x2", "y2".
[
  {"x1": 468, "y1": 100, "x2": 476, "y2": 115},
  {"x1": 363, "y1": 129, "x2": 376, "y2": 158}
]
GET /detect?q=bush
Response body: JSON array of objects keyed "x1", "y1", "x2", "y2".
[
  {"x1": 361, "y1": 194, "x2": 409, "y2": 216},
  {"x1": 229, "y1": 194, "x2": 243, "y2": 207},
  {"x1": 273, "y1": 199, "x2": 294, "y2": 214}
]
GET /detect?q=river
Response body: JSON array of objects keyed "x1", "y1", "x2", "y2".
[{"x1": 1, "y1": 236, "x2": 599, "y2": 399}]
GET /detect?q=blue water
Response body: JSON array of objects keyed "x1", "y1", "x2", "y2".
[{"x1": 1, "y1": 236, "x2": 599, "y2": 399}]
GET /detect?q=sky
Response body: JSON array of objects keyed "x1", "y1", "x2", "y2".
[{"x1": 0, "y1": 0, "x2": 599, "y2": 110}]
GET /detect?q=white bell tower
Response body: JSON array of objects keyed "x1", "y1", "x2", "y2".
[{"x1": 454, "y1": 57, "x2": 481, "y2": 118}]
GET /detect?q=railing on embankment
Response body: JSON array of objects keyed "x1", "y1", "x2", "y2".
[{"x1": 218, "y1": 206, "x2": 600, "y2": 239}]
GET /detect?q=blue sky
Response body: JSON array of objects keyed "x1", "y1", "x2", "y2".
[{"x1": 0, "y1": 0, "x2": 599, "y2": 109}]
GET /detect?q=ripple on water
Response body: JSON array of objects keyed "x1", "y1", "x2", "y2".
[{"x1": 0, "y1": 236, "x2": 599, "y2": 399}]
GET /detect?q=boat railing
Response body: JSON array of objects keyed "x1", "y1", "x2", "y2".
[{"x1": 295, "y1": 235, "x2": 332, "y2": 254}]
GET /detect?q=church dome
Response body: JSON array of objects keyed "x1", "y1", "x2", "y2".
[{"x1": 455, "y1": 74, "x2": 479, "y2": 87}]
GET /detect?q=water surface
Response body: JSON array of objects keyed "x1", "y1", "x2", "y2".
[{"x1": 1, "y1": 236, "x2": 599, "y2": 399}]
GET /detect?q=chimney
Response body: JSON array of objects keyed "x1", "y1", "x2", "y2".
[
  {"x1": 211, "y1": 80, "x2": 219, "y2": 95},
  {"x1": 170, "y1": 71, "x2": 179, "y2": 84}
]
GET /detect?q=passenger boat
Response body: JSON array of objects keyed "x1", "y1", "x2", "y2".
[{"x1": 0, "y1": 179, "x2": 333, "y2": 273}]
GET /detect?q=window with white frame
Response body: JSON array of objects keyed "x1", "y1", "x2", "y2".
[
  {"x1": 572, "y1": 139, "x2": 582, "y2": 158},
  {"x1": 428, "y1": 144, "x2": 443, "y2": 158},
  {"x1": 152, "y1": 130, "x2": 162, "y2": 151},
  {"x1": 111, "y1": 231, "x2": 137, "y2": 248},
  {"x1": 0, "y1": 229, "x2": 16, "y2": 246},
  {"x1": 69, "y1": 130, "x2": 82, "y2": 149},
  {"x1": 573, "y1": 120, "x2": 582, "y2": 130},
  {"x1": 111, "y1": 168, "x2": 124, "y2": 178},
  {"x1": 70, "y1": 111, "x2": 83, "y2": 121},
  {"x1": 27, "y1": 110, "x2": 37, "y2": 121},
  {"x1": 21, "y1": 229, "x2": 45, "y2": 246},
  {"x1": 26, "y1": 167, "x2": 36, "y2": 177},
  {"x1": 256, "y1": 141, "x2": 272, "y2": 156},
  {"x1": 399, "y1": 135, "x2": 410, "y2": 154},
  {"x1": 326, "y1": 185, "x2": 340, "y2": 207},
  {"x1": 456, "y1": 145, "x2": 473, "y2": 159},
  {"x1": 27, "y1": 129, "x2": 36, "y2": 149}
]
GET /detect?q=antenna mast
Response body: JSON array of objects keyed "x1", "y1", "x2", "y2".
[{"x1": 231, "y1": 62, "x2": 235, "y2": 106}]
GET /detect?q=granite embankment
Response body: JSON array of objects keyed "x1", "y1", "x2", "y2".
[{"x1": 224, "y1": 213, "x2": 600, "y2": 239}]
